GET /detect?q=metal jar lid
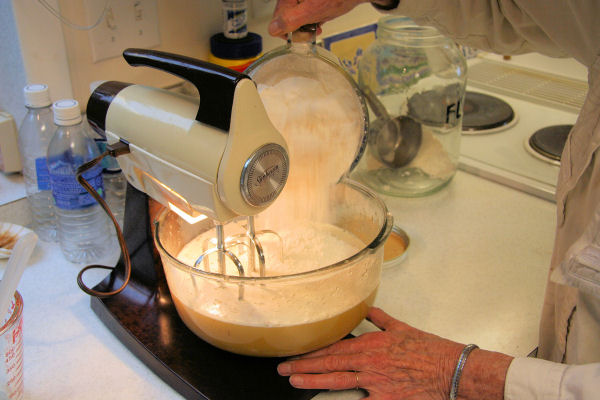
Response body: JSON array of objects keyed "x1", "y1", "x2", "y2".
[{"x1": 382, "y1": 226, "x2": 410, "y2": 269}]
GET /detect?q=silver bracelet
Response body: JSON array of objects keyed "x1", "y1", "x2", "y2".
[{"x1": 449, "y1": 344, "x2": 479, "y2": 400}]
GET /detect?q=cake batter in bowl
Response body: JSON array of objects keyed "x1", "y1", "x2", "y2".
[{"x1": 154, "y1": 180, "x2": 392, "y2": 357}]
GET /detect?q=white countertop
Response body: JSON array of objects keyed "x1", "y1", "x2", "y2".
[{"x1": 0, "y1": 170, "x2": 556, "y2": 400}]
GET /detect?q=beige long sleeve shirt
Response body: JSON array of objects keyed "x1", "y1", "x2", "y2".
[{"x1": 387, "y1": 0, "x2": 600, "y2": 398}]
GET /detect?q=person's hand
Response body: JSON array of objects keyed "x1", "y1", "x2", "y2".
[
  {"x1": 277, "y1": 307, "x2": 512, "y2": 400},
  {"x1": 277, "y1": 307, "x2": 462, "y2": 399},
  {"x1": 268, "y1": 0, "x2": 370, "y2": 38}
]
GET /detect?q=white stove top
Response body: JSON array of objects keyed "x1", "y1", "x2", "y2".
[{"x1": 459, "y1": 53, "x2": 588, "y2": 202}]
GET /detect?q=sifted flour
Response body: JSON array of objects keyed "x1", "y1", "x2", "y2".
[
  {"x1": 257, "y1": 70, "x2": 364, "y2": 221},
  {"x1": 170, "y1": 220, "x2": 376, "y2": 329},
  {"x1": 176, "y1": 220, "x2": 364, "y2": 277}
]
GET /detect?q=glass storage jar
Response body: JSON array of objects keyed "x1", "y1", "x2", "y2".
[{"x1": 351, "y1": 17, "x2": 467, "y2": 197}]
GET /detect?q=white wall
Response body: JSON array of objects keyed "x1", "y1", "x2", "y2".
[
  {"x1": 11, "y1": 0, "x2": 73, "y2": 112},
  {"x1": 1, "y1": 1, "x2": 30, "y2": 123},
  {"x1": 5, "y1": 0, "x2": 382, "y2": 114}
]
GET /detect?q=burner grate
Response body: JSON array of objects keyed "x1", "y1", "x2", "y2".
[{"x1": 467, "y1": 60, "x2": 587, "y2": 113}]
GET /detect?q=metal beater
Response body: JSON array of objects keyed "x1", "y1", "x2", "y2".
[
  {"x1": 194, "y1": 216, "x2": 283, "y2": 277},
  {"x1": 191, "y1": 216, "x2": 283, "y2": 300}
]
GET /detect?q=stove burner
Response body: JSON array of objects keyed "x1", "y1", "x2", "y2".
[
  {"x1": 462, "y1": 92, "x2": 515, "y2": 133},
  {"x1": 527, "y1": 124, "x2": 573, "y2": 163}
]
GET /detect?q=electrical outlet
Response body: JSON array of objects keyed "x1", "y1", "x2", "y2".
[
  {"x1": 85, "y1": 0, "x2": 160, "y2": 62},
  {"x1": 250, "y1": 0, "x2": 275, "y2": 19}
]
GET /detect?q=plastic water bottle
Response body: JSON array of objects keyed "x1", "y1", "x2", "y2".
[
  {"x1": 17, "y1": 84, "x2": 58, "y2": 242},
  {"x1": 47, "y1": 99, "x2": 110, "y2": 263},
  {"x1": 222, "y1": 0, "x2": 248, "y2": 39},
  {"x1": 101, "y1": 156, "x2": 127, "y2": 231},
  {"x1": 86, "y1": 81, "x2": 127, "y2": 232},
  {"x1": 83, "y1": 115, "x2": 127, "y2": 233}
]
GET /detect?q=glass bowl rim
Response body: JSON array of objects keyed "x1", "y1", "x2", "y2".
[{"x1": 154, "y1": 179, "x2": 393, "y2": 283}]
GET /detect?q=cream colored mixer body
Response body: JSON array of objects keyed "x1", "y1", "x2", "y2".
[{"x1": 86, "y1": 48, "x2": 289, "y2": 223}]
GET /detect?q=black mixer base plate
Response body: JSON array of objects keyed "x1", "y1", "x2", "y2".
[
  {"x1": 90, "y1": 272, "x2": 320, "y2": 400},
  {"x1": 89, "y1": 185, "x2": 320, "y2": 399}
]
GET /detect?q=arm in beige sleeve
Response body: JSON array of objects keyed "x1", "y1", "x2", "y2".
[
  {"x1": 505, "y1": 357, "x2": 600, "y2": 400},
  {"x1": 392, "y1": 0, "x2": 571, "y2": 58}
]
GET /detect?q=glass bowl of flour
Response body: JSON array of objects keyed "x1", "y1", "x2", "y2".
[
  {"x1": 154, "y1": 180, "x2": 392, "y2": 357},
  {"x1": 245, "y1": 32, "x2": 368, "y2": 185}
]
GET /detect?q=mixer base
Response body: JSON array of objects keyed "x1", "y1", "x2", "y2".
[
  {"x1": 89, "y1": 184, "x2": 319, "y2": 400},
  {"x1": 91, "y1": 271, "x2": 320, "y2": 400}
]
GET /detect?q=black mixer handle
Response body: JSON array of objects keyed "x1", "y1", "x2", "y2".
[{"x1": 123, "y1": 48, "x2": 250, "y2": 132}]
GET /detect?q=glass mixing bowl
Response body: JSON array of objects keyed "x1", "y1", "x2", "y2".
[{"x1": 154, "y1": 180, "x2": 392, "y2": 357}]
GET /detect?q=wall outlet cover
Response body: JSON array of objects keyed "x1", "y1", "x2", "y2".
[{"x1": 85, "y1": 0, "x2": 161, "y2": 63}]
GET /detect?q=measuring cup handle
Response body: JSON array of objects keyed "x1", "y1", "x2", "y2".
[{"x1": 287, "y1": 23, "x2": 319, "y2": 45}]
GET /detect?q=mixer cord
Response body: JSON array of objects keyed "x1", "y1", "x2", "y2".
[{"x1": 75, "y1": 142, "x2": 132, "y2": 298}]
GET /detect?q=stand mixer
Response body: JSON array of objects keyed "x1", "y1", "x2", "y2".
[
  {"x1": 79, "y1": 48, "x2": 312, "y2": 400},
  {"x1": 79, "y1": 47, "x2": 392, "y2": 400}
]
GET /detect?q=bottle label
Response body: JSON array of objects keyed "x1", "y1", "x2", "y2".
[
  {"x1": 34, "y1": 157, "x2": 51, "y2": 191},
  {"x1": 223, "y1": 3, "x2": 247, "y2": 39},
  {"x1": 49, "y1": 162, "x2": 104, "y2": 210}
]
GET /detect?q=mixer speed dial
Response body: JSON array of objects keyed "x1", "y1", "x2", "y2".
[{"x1": 241, "y1": 143, "x2": 289, "y2": 207}]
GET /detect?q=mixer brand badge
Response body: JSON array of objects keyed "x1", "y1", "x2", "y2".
[{"x1": 256, "y1": 165, "x2": 280, "y2": 185}]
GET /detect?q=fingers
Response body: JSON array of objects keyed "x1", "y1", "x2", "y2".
[
  {"x1": 269, "y1": 0, "x2": 364, "y2": 37},
  {"x1": 279, "y1": 352, "x2": 371, "y2": 375},
  {"x1": 299, "y1": 333, "x2": 384, "y2": 359},
  {"x1": 287, "y1": 371, "x2": 361, "y2": 390},
  {"x1": 269, "y1": 3, "x2": 315, "y2": 37},
  {"x1": 272, "y1": 0, "x2": 297, "y2": 16},
  {"x1": 367, "y1": 307, "x2": 407, "y2": 331}
]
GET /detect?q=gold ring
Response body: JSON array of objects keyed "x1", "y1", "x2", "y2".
[{"x1": 355, "y1": 371, "x2": 360, "y2": 389}]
